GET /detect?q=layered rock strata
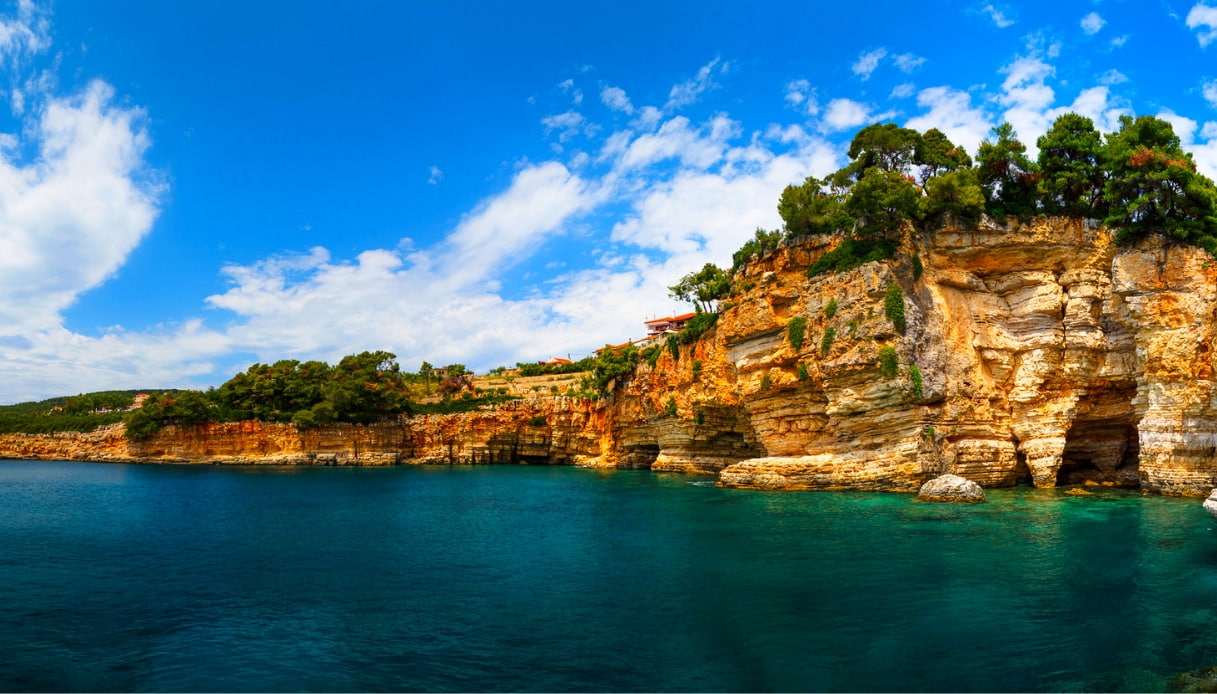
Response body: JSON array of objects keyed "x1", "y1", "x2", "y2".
[
  {"x1": 0, "y1": 398, "x2": 603, "y2": 466},
  {"x1": 597, "y1": 218, "x2": 1217, "y2": 496},
  {"x1": 5, "y1": 219, "x2": 1217, "y2": 495}
]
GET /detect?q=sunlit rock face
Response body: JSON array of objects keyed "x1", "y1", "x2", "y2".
[
  {"x1": 5, "y1": 218, "x2": 1217, "y2": 496},
  {"x1": 600, "y1": 217, "x2": 1217, "y2": 496},
  {"x1": 0, "y1": 398, "x2": 605, "y2": 467}
]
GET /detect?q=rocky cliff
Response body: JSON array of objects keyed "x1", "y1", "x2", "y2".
[
  {"x1": 592, "y1": 217, "x2": 1217, "y2": 496},
  {"x1": 0, "y1": 397, "x2": 603, "y2": 467},
  {"x1": 5, "y1": 218, "x2": 1217, "y2": 496}
]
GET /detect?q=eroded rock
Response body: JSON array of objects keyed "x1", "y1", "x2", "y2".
[{"x1": 916, "y1": 474, "x2": 985, "y2": 503}]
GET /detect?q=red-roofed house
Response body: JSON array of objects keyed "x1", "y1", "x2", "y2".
[{"x1": 643, "y1": 312, "x2": 698, "y2": 335}]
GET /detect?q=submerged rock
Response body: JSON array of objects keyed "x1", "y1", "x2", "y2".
[
  {"x1": 917, "y1": 474, "x2": 985, "y2": 503},
  {"x1": 1204, "y1": 489, "x2": 1217, "y2": 517},
  {"x1": 1169, "y1": 666, "x2": 1217, "y2": 692}
]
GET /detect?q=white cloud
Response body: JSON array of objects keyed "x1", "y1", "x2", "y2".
[
  {"x1": 892, "y1": 53, "x2": 926, "y2": 73},
  {"x1": 784, "y1": 78, "x2": 819, "y2": 115},
  {"x1": 558, "y1": 78, "x2": 583, "y2": 105},
  {"x1": 1158, "y1": 109, "x2": 1198, "y2": 144},
  {"x1": 1187, "y1": 3, "x2": 1217, "y2": 47},
  {"x1": 1099, "y1": 69, "x2": 1129, "y2": 85},
  {"x1": 615, "y1": 114, "x2": 739, "y2": 171},
  {"x1": 0, "y1": 80, "x2": 160, "y2": 336},
  {"x1": 1204, "y1": 122, "x2": 1217, "y2": 139},
  {"x1": 997, "y1": 53, "x2": 1056, "y2": 148},
  {"x1": 905, "y1": 86, "x2": 993, "y2": 155},
  {"x1": 428, "y1": 165, "x2": 443, "y2": 185},
  {"x1": 666, "y1": 57, "x2": 725, "y2": 110},
  {"x1": 541, "y1": 110, "x2": 592, "y2": 142},
  {"x1": 820, "y1": 98, "x2": 872, "y2": 132},
  {"x1": 890, "y1": 82, "x2": 916, "y2": 99},
  {"x1": 1047, "y1": 85, "x2": 1130, "y2": 133},
  {"x1": 981, "y1": 3, "x2": 1016, "y2": 28},
  {"x1": 852, "y1": 48, "x2": 887, "y2": 81},
  {"x1": 1203, "y1": 78, "x2": 1217, "y2": 108},
  {"x1": 1110, "y1": 34, "x2": 1129, "y2": 48},
  {"x1": 1081, "y1": 12, "x2": 1106, "y2": 35},
  {"x1": 600, "y1": 85, "x2": 634, "y2": 114}
]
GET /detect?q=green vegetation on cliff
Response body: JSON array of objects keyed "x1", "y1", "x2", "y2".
[{"x1": 771, "y1": 114, "x2": 1217, "y2": 258}]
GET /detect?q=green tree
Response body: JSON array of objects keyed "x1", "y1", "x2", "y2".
[
  {"x1": 977, "y1": 122, "x2": 1040, "y2": 218},
  {"x1": 732, "y1": 228, "x2": 783, "y2": 270},
  {"x1": 777, "y1": 177, "x2": 850, "y2": 237},
  {"x1": 914, "y1": 128, "x2": 973, "y2": 184},
  {"x1": 921, "y1": 167, "x2": 985, "y2": 226},
  {"x1": 669, "y1": 263, "x2": 730, "y2": 313},
  {"x1": 419, "y1": 361, "x2": 434, "y2": 395},
  {"x1": 1037, "y1": 113, "x2": 1105, "y2": 216},
  {"x1": 845, "y1": 168, "x2": 921, "y2": 236},
  {"x1": 1102, "y1": 114, "x2": 1217, "y2": 250},
  {"x1": 843, "y1": 122, "x2": 923, "y2": 179}
]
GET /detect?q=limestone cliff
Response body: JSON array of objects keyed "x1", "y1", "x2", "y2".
[
  {"x1": 0, "y1": 397, "x2": 603, "y2": 467},
  {"x1": 593, "y1": 217, "x2": 1217, "y2": 496},
  {"x1": 5, "y1": 218, "x2": 1217, "y2": 496}
]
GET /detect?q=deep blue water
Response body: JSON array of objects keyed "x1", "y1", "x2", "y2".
[{"x1": 1, "y1": 460, "x2": 1217, "y2": 692}]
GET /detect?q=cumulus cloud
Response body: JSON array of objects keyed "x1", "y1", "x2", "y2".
[
  {"x1": 600, "y1": 85, "x2": 633, "y2": 114},
  {"x1": 1187, "y1": 3, "x2": 1217, "y2": 47},
  {"x1": 820, "y1": 98, "x2": 872, "y2": 132},
  {"x1": 852, "y1": 48, "x2": 886, "y2": 81},
  {"x1": 1203, "y1": 78, "x2": 1217, "y2": 108},
  {"x1": 905, "y1": 86, "x2": 993, "y2": 154},
  {"x1": 996, "y1": 53, "x2": 1056, "y2": 148},
  {"x1": 1081, "y1": 12, "x2": 1106, "y2": 35}
]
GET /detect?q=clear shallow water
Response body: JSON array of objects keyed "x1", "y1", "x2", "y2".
[{"x1": 1, "y1": 461, "x2": 1216, "y2": 692}]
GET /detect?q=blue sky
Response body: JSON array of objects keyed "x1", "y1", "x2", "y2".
[{"x1": 2, "y1": 0, "x2": 1217, "y2": 403}]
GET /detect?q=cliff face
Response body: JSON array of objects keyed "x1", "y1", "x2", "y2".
[
  {"x1": 5, "y1": 219, "x2": 1217, "y2": 495},
  {"x1": 0, "y1": 397, "x2": 604, "y2": 467},
  {"x1": 596, "y1": 218, "x2": 1217, "y2": 496}
]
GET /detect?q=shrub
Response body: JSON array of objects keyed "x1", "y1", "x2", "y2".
[
  {"x1": 760, "y1": 374, "x2": 772, "y2": 391},
  {"x1": 909, "y1": 365, "x2": 924, "y2": 399},
  {"x1": 884, "y1": 282, "x2": 906, "y2": 334},
  {"x1": 668, "y1": 337, "x2": 680, "y2": 362},
  {"x1": 824, "y1": 298, "x2": 838, "y2": 319},
  {"x1": 797, "y1": 363, "x2": 809, "y2": 382},
  {"x1": 912, "y1": 253, "x2": 924, "y2": 282},
  {"x1": 878, "y1": 346, "x2": 899, "y2": 379},
  {"x1": 848, "y1": 319, "x2": 859, "y2": 337},
  {"x1": 694, "y1": 412, "x2": 705, "y2": 426},
  {"x1": 691, "y1": 359, "x2": 702, "y2": 380},
  {"x1": 821, "y1": 327, "x2": 836, "y2": 356},
  {"x1": 528, "y1": 416, "x2": 547, "y2": 427},
  {"x1": 807, "y1": 237, "x2": 898, "y2": 278},
  {"x1": 787, "y1": 316, "x2": 807, "y2": 350},
  {"x1": 664, "y1": 396, "x2": 678, "y2": 417},
  {"x1": 677, "y1": 312, "x2": 719, "y2": 344},
  {"x1": 643, "y1": 345, "x2": 661, "y2": 368}
]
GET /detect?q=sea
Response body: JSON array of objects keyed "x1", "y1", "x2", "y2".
[{"x1": 1, "y1": 459, "x2": 1216, "y2": 692}]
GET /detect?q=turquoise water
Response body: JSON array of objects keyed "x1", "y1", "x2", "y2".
[{"x1": 1, "y1": 461, "x2": 1216, "y2": 692}]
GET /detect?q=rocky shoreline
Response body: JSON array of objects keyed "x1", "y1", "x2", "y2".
[{"x1": 7, "y1": 219, "x2": 1217, "y2": 498}]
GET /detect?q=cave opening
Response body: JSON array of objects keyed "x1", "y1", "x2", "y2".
[
  {"x1": 620, "y1": 443, "x2": 660, "y2": 470},
  {"x1": 1056, "y1": 415, "x2": 1141, "y2": 487},
  {"x1": 1012, "y1": 450, "x2": 1032, "y2": 486}
]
